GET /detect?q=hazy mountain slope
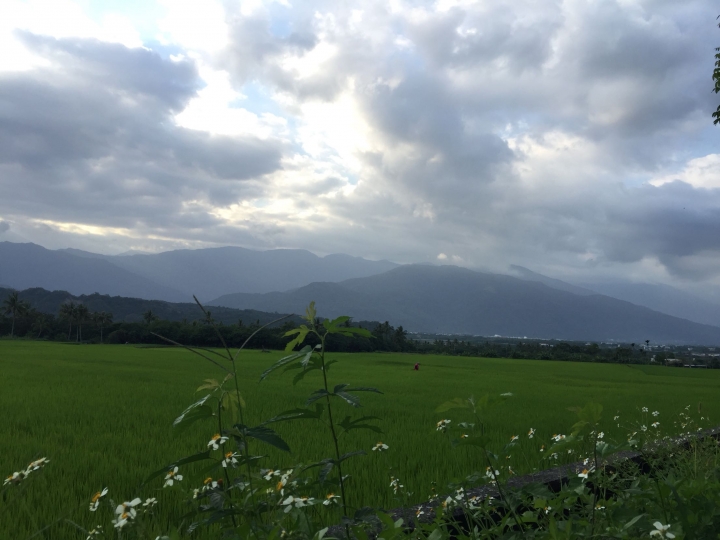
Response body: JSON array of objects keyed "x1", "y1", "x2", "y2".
[
  {"x1": 509, "y1": 265, "x2": 596, "y2": 296},
  {"x1": 211, "y1": 265, "x2": 720, "y2": 344},
  {"x1": 0, "y1": 286, "x2": 300, "y2": 325},
  {"x1": 574, "y1": 282, "x2": 720, "y2": 328},
  {"x1": 0, "y1": 242, "x2": 185, "y2": 301},
  {"x1": 106, "y1": 246, "x2": 399, "y2": 300}
]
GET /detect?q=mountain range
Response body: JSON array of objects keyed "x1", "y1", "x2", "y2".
[
  {"x1": 0, "y1": 242, "x2": 397, "y2": 302},
  {"x1": 3, "y1": 240, "x2": 720, "y2": 343},
  {"x1": 210, "y1": 265, "x2": 720, "y2": 345}
]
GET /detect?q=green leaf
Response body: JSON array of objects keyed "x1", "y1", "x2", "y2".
[
  {"x1": 344, "y1": 386, "x2": 383, "y2": 394},
  {"x1": 236, "y1": 424, "x2": 291, "y2": 453},
  {"x1": 196, "y1": 379, "x2": 220, "y2": 392},
  {"x1": 337, "y1": 415, "x2": 383, "y2": 435},
  {"x1": 303, "y1": 302, "x2": 317, "y2": 324},
  {"x1": 143, "y1": 450, "x2": 213, "y2": 485},
  {"x1": 335, "y1": 391, "x2": 362, "y2": 408},
  {"x1": 339, "y1": 450, "x2": 366, "y2": 462},
  {"x1": 283, "y1": 326, "x2": 310, "y2": 352},
  {"x1": 333, "y1": 327, "x2": 373, "y2": 338},
  {"x1": 577, "y1": 402, "x2": 603, "y2": 424},
  {"x1": 435, "y1": 397, "x2": 470, "y2": 413},
  {"x1": 622, "y1": 514, "x2": 645, "y2": 530},
  {"x1": 260, "y1": 346, "x2": 312, "y2": 380},
  {"x1": 263, "y1": 405, "x2": 324, "y2": 425},
  {"x1": 307, "y1": 388, "x2": 331, "y2": 406},
  {"x1": 318, "y1": 459, "x2": 334, "y2": 482},
  {"x1": 322, "y1": 316, "x2": 350, "y2": 332},
  {"x1": 174, "y1": 394, "x2": 214, "y2": 425},
  {"x1": 173, "y1": 404, "x2": 214, "y2": 432}
]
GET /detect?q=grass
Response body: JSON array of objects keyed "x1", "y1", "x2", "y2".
[{"x1": 1, "y1": 340, "x2": 719, "y2": 539}]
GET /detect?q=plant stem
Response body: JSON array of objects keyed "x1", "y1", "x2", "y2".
[
  {"x1": 317, "y1": 332, "x2": 351, "y2": 539},
  {"x1": 483, "y1": 449, "x2": 524, "y2": 534}
]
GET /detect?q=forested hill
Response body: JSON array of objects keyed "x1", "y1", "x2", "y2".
[
  {"x1": 210, "y1": 265, "x2": 720, "y2": 345},
  {"x1": 0, "y1": 286, "x2": 301, "y2": 326}
]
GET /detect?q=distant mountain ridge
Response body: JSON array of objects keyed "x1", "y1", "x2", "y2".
[
  {"x1": 0, "y1": 242, "x2": 398, "y2": 302},
  {"x1": 0, "y1": 286, "x2": 301, "y2": 326},
  {"x1": 210, "y1": 265, "x2": 720, "y2": 345}
]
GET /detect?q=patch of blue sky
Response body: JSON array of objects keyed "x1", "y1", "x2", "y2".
[{"x1": 80, "y1": 0, "x2": 164, "y2": 42}]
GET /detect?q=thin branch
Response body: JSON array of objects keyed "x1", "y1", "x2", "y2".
[{"x1": 150, "y1": 333, "x2": 232, "y2": 374}]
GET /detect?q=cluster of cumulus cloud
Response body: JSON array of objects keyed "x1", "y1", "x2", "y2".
[{"x1": 0, "y1": 0, "x2": 719, "y2": 285}]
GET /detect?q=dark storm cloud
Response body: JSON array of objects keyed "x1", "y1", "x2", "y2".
[{"x1": 0, "y1": 33, "x2": 283, "y2": 231}]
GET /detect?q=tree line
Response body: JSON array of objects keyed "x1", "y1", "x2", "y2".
[{"x1": 4, "y1": 291, "x2": 719, "y2": 366}]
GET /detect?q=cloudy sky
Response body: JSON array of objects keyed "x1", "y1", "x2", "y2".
[{"x1": 1, "y1": 0, "x2": 719, "y2": 289}]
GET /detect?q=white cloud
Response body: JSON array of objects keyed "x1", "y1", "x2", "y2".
[{"x1": 650, "y1": 154, "x2": 720, "y2": 190}]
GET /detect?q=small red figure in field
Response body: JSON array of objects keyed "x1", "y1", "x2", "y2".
[{"x1": 414, "y1": 363, "x2": 420, "y2": 371}]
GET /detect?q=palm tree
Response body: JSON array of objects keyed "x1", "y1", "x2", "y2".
[
  {"x1": 3, "y1": 292, "x2": 28, "y2": 338},
  {"x1": 143, "y1": 309, "x2": 159, "y2": 325},
  {"x1": 93, "y1": 311, "x2": 113, "y2": 343},
  {"x1": 75, "y1": 304, "x2": 89, "y2": 342},
  {"x1": 59, "y1": 301, "x2": 77, "y2": 341}
]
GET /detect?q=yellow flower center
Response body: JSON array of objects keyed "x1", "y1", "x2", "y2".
[
  {"x1": 276, "y1": 481, "x2": 283, "y2": 491},
  {"x1": 91, "y1": 492, "x2": 102, "y2": 502},
  {"x1": 204, "y1": 477, "x2": 213, "y2": 485},
  {"x1": 121, "y1": 512, "x2": 129, "y2": 519},
  {"x1": 225, "y1": 452, "x2": 233, "y2": 459},
  {"x1": 326, "y1": 493, "x2": 335, "y2": 499},
  {"x1": 211, "y1": 434, "x2": 220, "y2": 441}
]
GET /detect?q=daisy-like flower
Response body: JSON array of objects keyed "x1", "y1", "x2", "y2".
[
  {"x1": 323, "y1": 493, "x2": 340, "y2": 506},
  {"x1": 461, "y1": 433, "x2": 469, "y2": 439},
  {"x1": 113, "y1": 498, "x2": 142, "y2": 529},
  {"x1": 142, "y1": 497, "x2": 157, "y2": 509},
  {"x1": 202, "y1": 477, "x2": 223, "y2": 491},
  {"x1": 282, "y1": 496, "x2": 315, "y2": 513},
  {"x1": 641, "y1": 425, "x2": 648, "y2": 432},
  {"x1": 436, "y1": 419, "x2": 451, "y2": 432},
  {"x1": 578, "y1": 467, "x2": 594, "y2": 480},
  {"x1": 652, "y1": 422, "x2": 660, "y2": 428},
  {"x1": 510, "y1": 435, "x2": 519, "y2": 442},
  {"x1": 263, "y1": 469, "x2": 280, "y2": 481},
  {"x1": 192, "y1": 488, "x2": 200, "y2": 499},
  {"x1": 222, "y1": 452, "x2": 239, "y2": 468},
  {"x1": 550, "y1": 452, "x2": 558, "y2": 460},
  {"x1": 372, "y1": 442, "x2": 389, "y2": 452},
  {"x1": 544, "y1": 506, "x2": 552, "y2": 514},
  {"x1": 390, "y1": 477, "x2": 404, "y2": 494},
  {"x1": 583, "y1": 458, "x2": 590, "y2": 466},
  {"x1": 467, "y1": 496, "x2": 482, "y2": 509},
  {"x1": 89, "y1": 487, "x2": 108, "y2": 511},
  {"x1": 163, "y1": 466, "x2": 183, "y2": 487},
  {"x1": 595, "y1": 504, "x2": 605, "y2": 510},
  {"x1": 613, "y1": 415, "x2": 620, "y2": 421},
  {"x1": 86, "y1": 525, "x2": 102, "y2": 539},
  {"x1": 207, "y1": 434, "x2": 229, "y2": 451},
  {"x1": 416, "y1": 508, "x2": 425, "y2": 518},
  {"x1": 652, "y1": 411, "x2": 660, "y2": 417},
  {"x1": 539, "y1": 445, "x2": 545, "y2": 452},
  {"x1": 4, "y1": 471, "x2": 27, "y2": 486},
  {"x1": 484, "y1": 467, "x2": 500, "y2": 480},
  {"x1": 551, "y1": 434, "x2": 566, "y2": 442},
  {"x1": 597, "y1": 432, "x2": 604, "y2": 439},
  {"x1": 527, "y1": 428, "x2": 535, "y2": 438},
  {"x1": 26, "y1": 457, "x2": 50, "y2": 472},
  {"x1": 649, "y1": 522, "x2": 675, "y2": 538}
]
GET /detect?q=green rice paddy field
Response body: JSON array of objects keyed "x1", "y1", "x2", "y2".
[{"x1": 2, "y1": 340, "x2": 719, "y2": 539}]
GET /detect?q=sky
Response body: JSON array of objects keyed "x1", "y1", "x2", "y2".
[{"x1": 1, "y1": 0, "x2": 719, "y2": 291}]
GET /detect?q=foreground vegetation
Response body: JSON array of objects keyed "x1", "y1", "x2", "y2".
[{"x1": 2, "y1": 311, "x2": 720, "y2": 539}]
